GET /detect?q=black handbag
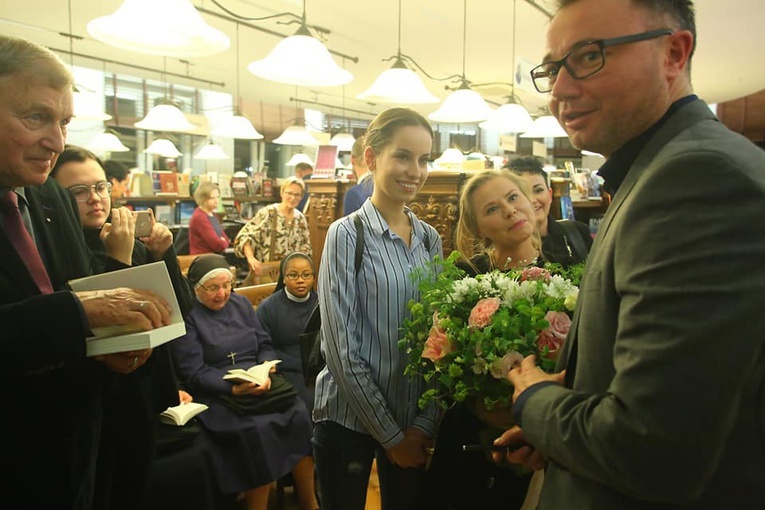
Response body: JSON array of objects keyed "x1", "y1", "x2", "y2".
[
  {"x1": 299, "y1": 304, "x2": 324, "y2": 386},
  {"x1": 219, "y1": 373, "x2": 298, "y2": 415}
]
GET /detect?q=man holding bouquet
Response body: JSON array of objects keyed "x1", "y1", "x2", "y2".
[{"x1": 495, "y1": 0, "x2": 765, "y2": 509}]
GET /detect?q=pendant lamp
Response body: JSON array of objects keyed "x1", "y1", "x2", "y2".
[
  {"x1": 428, "y1": 0, "x2": 490, "y2": 123},
  {"x1": 135, "y1": 100, "x2": 195, "y2": 133},
  {"x1": 144, "y1": 138, "x2": 182, "y2": 158},
  {"x1": 520, "y1": 115, "x2": 568, "y2": 138},
  {"x1": 248, "y1": 24, "x2": 352, "y2": 87},
  {"x1": 328, "y1": 64, "x2": 356, "y2": 151},
  {"x1": 73, "y1": 89, "x2": 112, "y2": 122},
  {"x1": 195, "y1": 140, "x2": 229, "y2": 160},
  {"x1": 86, "y1": 132, "x2": 130, "y2": 153},
  {"x1": 212, "y1": 24, "x2": 264, "y2": 140},
  {"x1": 357, "y1": 0, "x2": 439, "y2": 104},
  {"x1": 273, "y1": 124, "x2": 320, "y2": 146},
  {"x1": 87, "y1": 0, "x2": 229, "y2": 57},
  {"x1": 286, "y1": 153, "x2": 315, "y2": 166}
]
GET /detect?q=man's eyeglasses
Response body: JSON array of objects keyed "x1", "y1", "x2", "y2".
[
  {"x1": 67, "y1": 181, "x2": 113, "y2": 202},
  {"x1": 199, "y1": 280, "x2": 234, "y2": 293},
  {"x1": 530, "y1": 29, "x2": 673, "y2": 93},
  {"x1": 284, "y1": 272, "x2": 314, "y2": 280}
]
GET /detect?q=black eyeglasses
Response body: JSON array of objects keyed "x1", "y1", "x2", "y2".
[
  {"x1": 284, "y1": 271, "x2": 314, "y2": 281},
  {"x1": 530, "y1": 29, "x2": 673, "y2": 93},
  {"x1": 67, "y1": 181, "x2": 113, "y2": 202}
]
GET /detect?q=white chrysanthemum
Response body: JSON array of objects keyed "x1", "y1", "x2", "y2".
[
  {"x1": 472, "y1": 357, "x2": 488, "y2": 375},
  {"x1": 451, "y1": 277, "x2": 479, "y2": 303},
  {"x1": 564, "y1": 288, "x2": 579, "y2": 311},
  {"x1": 543, "y1": 275, "x2": 578, "y2": 299}
]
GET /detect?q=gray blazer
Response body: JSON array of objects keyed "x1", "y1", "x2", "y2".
[{"x1": 521, "y1": 100, "x2": 765, "y2": 509}]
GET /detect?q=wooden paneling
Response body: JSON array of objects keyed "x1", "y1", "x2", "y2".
[{"x1": 717, "y1": 89, "x2": 765, "y2": 143}]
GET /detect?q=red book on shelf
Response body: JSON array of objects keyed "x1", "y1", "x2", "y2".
[{"x1": 158, "y1": 172, "x2": 179, "y2": 194}]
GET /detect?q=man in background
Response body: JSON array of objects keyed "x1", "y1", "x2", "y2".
[
  {"x1": 496, "y1": 0, "x2": 765, "y2": 508},
  {"x1": 103, "y1": 158, "x2": 131, "y2": 198},
  {"x1": 0, "y1": 35, "x2": 170, "y2": 508},
  {"x1": 294, "y1": 161, "x2": 313, "y2": 213},
  {"x1": 342, "y1": 135, "x2": 373, "y2": 216}
]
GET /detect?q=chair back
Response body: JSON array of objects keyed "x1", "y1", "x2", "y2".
[
  {"x1": 177, "y1": 254, "x2": 198, "y2": 276},
  {"x1": 233, "y1": 282, "x2": 278, "y2": 309},
  {"x1": 241, "y1": 260, "x2": 282, "y2": 286}
]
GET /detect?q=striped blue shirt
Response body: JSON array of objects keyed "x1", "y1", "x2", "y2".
[{"x1": 313, "y1": 199, "x2": 442, "y2": 448}]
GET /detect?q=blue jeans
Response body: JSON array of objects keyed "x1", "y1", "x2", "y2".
[{"x1": 312, "y1": 421, "x2": 424, "y2": 510}]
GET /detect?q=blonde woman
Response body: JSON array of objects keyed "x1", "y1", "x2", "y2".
[{"x1": 233, "y1": 176, "x2": 312, "y2": 285}]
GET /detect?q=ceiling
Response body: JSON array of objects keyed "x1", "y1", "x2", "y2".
[{"x1": 2, "y1": 0, "x2": 764, "y2": 140}]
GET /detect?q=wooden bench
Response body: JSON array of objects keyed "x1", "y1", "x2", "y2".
[
  {"x1": 233, "y1": 282, "x2": 277, "y2": 309},
  {"x1": 241, "y1": 260, "x2": 281, "y2": 286},
  {"x1": 177, "y1": 254, "x2": 198, "y2": 276}
]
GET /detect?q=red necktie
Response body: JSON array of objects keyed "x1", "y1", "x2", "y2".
[{"x1": 1, "y1": 191, "x2": 54, "y2": 294}]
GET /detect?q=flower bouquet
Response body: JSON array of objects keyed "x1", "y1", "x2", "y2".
[{"x1": 400, "y1": 252, "x2": 582, "y2": 414}]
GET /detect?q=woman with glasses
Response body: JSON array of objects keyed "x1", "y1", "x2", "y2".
[
  {"x1": 255, "y1": 252, "x2": 318, "y2": 413},
  {"x1": 50, "y1": 145, "x2": 196, "y2": 508},
  {"x1": 171, "y1": 254, "x2": 319, "y2": 510},
  {"x1": 233, "y1": 176, "x2": 312, "y2": 286}
]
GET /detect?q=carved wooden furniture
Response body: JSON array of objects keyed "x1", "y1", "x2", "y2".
[{"x1": 233, "y1": 282, "x2": 278, "y2": 309}]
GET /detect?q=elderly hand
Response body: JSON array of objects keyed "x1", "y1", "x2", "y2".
[
  {"x1": 75, "y1": 287, "x2": 172, "y2": 332},
  {"x1": 492, "y1": 425, "x2": 548, "y2": 471},
  {"x1": 232, "y1": 377, "x2": 272, "y2": 396},
  {"x1": 386, "y1": 427, "x2": 432, "y2": 468},
  {"x1": 507, "y1": 355, "x2": 566, "y2": 403},
  {"x1": 100, "y1": 206, "x2": 135, "y2": 265},
  {"x1": 95, "y1": 348, "x2": 152, "y2": 375}
]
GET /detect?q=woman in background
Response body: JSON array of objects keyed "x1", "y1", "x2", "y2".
[
  {"x1": 313, "y1": 107, "x2": 442, "y2": 510},
  {"x1": 233, "y1": 176, "x2": 312, "y2": 285},
  {"x1": 255, "y1": 252, "x2": 318, "y2": 414},
  {"x1": 189, "y1": 181, "x2": 230, "y2": 255}
]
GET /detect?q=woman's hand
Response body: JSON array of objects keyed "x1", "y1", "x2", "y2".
[
  {"x1": 179, "y1": 390, "x2": 193, "y2": 404},
  {"x1": 231, "y1": 377, "x2": 272, "y2": 396},
  {"x1": 141, "y1": 211, "x2": 173, "y2": 260},
  {"x1": 247, "y1": 257, "x2": 263, "y2": 275},
  {"x1": 101, "y1": 206, "x2": 135, "y2": 265}
]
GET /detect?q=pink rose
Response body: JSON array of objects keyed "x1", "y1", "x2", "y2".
[
  {"x1": 521, "y1": 266, "x2": 551, "y2": 282},
  {"x1": 536, "y1": 311, "x2": 571, "y2": 360},
  {"x1": 468, "y1": 297, "x2": 501, "y2": 328},
  {"x1": 422, "y1": 312, "x2": 454, "y2": 362}
]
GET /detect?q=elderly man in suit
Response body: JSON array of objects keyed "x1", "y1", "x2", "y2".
[
  {"x1": 0, "y1": 35, "x2": 172, "y2": 508},
  {"x1": 494, "y1": 1, "x2": 765, "y2": 509}
]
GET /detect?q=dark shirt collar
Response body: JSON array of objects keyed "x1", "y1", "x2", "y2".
[{"x1": 599, "y1": 95, "x2": 698, "y2": 195}]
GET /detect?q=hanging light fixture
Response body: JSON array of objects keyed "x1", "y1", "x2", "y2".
[
  {"x1": 274, "y1": 97, "x2": 320, "y2": 146},
  {"x1": 213, "y1": 24, "x2": 264, "y2": 140},
  {"x1": 87, "y1": 0, "x2": 229, "y2": 57},
  {"x1": 135, "y1": 59, "x2": 196, "y2": 133},
  {"x1": 357, "y1": 0, "x2": 439, "y2": 104},
  {"x1": 479, "y1": 0, "x2": 533, "y2": 133},
  {"x1": 245, "y1": 0, "x2": 352, "y2": 87},
  {"x1": 329, "y1": 60, "x2": 356, "y2": 151},
  {"x1": 428, "y1": 0, "x2": 491, "y2": 123},
  {"x1": 144, "y1": 138, "x2": 182, "y2": 158},
  {"x1": 520, "y1": 113, "x2": 568, "y2": 138},
  {"x1": 194, "y1": 139, "x2": 229, "y2": 160},
  {"x1": 286, "y1": 153, "x2": 315, "y2": 166},
  {"x1": 86, "y1": 131, "x2": 130, "y2": 153}
]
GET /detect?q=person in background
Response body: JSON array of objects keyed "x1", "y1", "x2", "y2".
[
  {"x1": 313, "y1": 107, "x2": 443, "y2": 510},
  {"x1": 50, "y1": 144, "x2": 195, "y2": 509},
  {"x1": 234, "y1": 176, "x2": 312, "y2": 286},
  {"x1": 494, "y1": 0, "x2": 765, "y2": 508},
  {"x1": 342, "y1": 135, "x2": 373, "y2": 216},
  {"x1": 0, "y1": 34, "x2": 170, "y2": 509},
  {"x1": 189, "y1": 181, "x2": 230, "y2": 255},
  {"x1": 255, "y1": 252, "x2": 318, "y2": 414},
  {"x1": 504, "y1": 156, "x2": 592, "y2": 266},
  {"x1": 171, "y1": 254, "x2": 319, "y2": 510},
  {"x1": 294, "y1": 162, "x2": 313, "y2": 213},
  {"x1": 103, "y1": 158, "x2": 131, "y2": 199}
]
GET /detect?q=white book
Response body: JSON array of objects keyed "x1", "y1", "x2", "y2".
[
  {"x1": 223, "y1": 360, "x2": 282, "y2": 385},
  {"x1": 68, "y1": 262, "x2": 186, "y2": 356},
  {"x1": 159, "y1": 402, "x2": 209, "y2": 426}
]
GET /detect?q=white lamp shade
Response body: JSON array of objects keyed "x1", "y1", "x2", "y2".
[
  {"x1": 87, "y1": 0, "x2": 229, "y2": 57},
  {"x1": 437, "y1": 148, "x2": 466, "y2": 164},
  {"x1": 357, "y1": 60, "x2": 440, "y2": 104},
  {"x1": 144, "y1": 138, "x2": 182, "y2": 158},
  {"x1": 194, "y1": 142, "x2": 229, "y2": 160},
  {"x1": 329, "y1": 132, "x2": 356, "y2": 152},
  {"x1": 286, "y1": 153, "x2": 315, "y2": 166},
  {"x1": 73, "y1": 90, "x2": 112, "y2": 121},
  {"x1": 248, "y1": 31, "x2": 353, "y2": 87},
  {"x1": 273, "y1": 125, "x2": 320, "y2": 146},
  {"x1": 135, "y1": 104, "x2": 195, "y2": 133},
  {"x1": 212, "y1": 115, "x2": 264, "y2": 139},
  {"x1": 86, "y1": 132, "x2": 129, "y2": 153},
  {"x1": 520, "y1": 115, "x2": 568, "y2": 138},
  {"x1": 479, "y1": 103, "x2": 533, "y2": 133},
  {"x1": 428, "y1": 87, "x2": 491, "y2": 123}
]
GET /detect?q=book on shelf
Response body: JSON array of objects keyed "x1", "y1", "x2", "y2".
[
  {"x1": 68, "y1": 262, "x2": 186, "y2": 357},
  {"x1": 176, "y1": 173, "x2": 190, "y2": 196},
  {"x1": 158, "y1": 172, "x2": 179, "y2": 194},
  {"x1": 223, "y1": 360, "x2": 282, "y2": 385},
  {"x1": 159, "y1": 402, "x2": 209, "y2": 426}
]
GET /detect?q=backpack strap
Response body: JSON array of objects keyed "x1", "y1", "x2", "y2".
[
  {"x1": 353, "y1": 212, "x2": 364, "y2": 276},
  {"x1": 557, "y1": 219, "x2": 588, "y2": 261}
]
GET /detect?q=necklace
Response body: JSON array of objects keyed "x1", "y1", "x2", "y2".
[{"x1": 500, "y1": 252, "x2": 540, "y2": 270}]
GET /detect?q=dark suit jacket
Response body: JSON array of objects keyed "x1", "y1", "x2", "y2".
[
  {"x1": 521, "y1": 100, "x2": 765, "y2": 508},
  {"x1": 0, "y1": 178, "x2": 109, "y2": 508}
]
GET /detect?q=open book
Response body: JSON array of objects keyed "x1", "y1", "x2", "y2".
[
  {"x1": 223, "y1": 360, "x2": 282, "y2": 385},
  {"x1": 159, "y1": 402, "x2": 209, "y2": 426},
  {"x1": 68, "y1": 262, "x2": 186, "y2": 356}
]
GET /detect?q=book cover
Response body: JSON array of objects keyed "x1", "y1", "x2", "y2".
[
  {"x1": 176, "y1": 173, "x2": 190, "y2": 197},
  {"x1": 158, "y1": 172, "x2": 179, "y2": 194},
  {"x1": 159, "y1": 402, "x2": 209, "y2": 426},
  {"x1": 68, "y1": 262, "x2": 186, "y2": 356},
  {"x1": 223, "y1": 360, "x2": 282, "y2": 385}
]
